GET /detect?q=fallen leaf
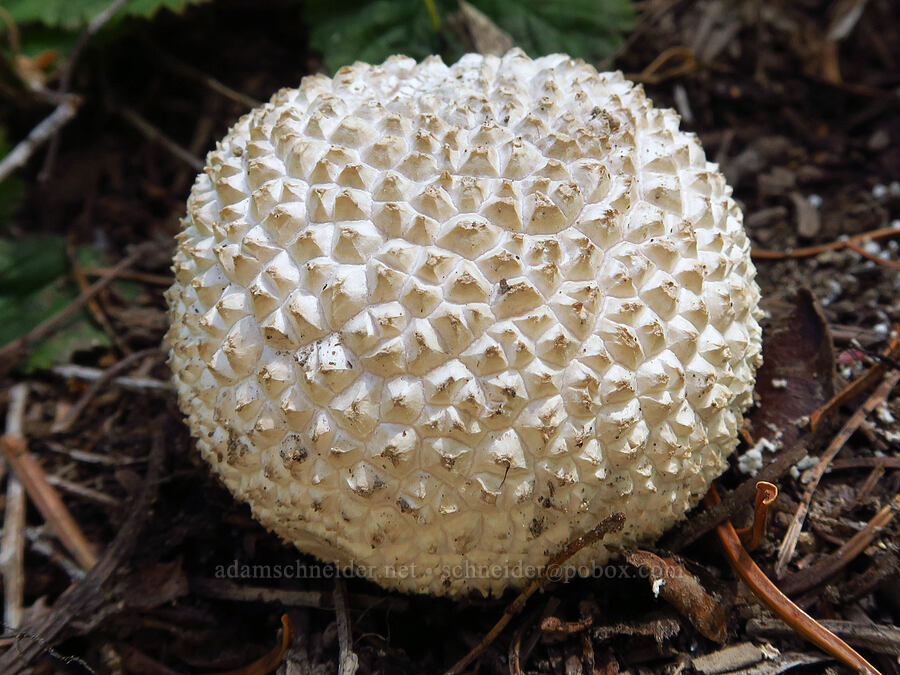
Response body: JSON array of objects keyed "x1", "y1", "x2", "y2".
[
  {"x1": 625, "y1": 550, "x2": 727, "y2": 643},
  {"x1": 747, "y1": 288, "x2": 835, "y2": 448}
]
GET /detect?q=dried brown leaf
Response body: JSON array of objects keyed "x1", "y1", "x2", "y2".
[{"x1": 625, "y1": 550, "x2": 727, "y2": 643}]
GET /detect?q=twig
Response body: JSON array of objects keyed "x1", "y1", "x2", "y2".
[
  {"x1": 333, "y1": 578, "x2": 359, "y2": 675},
  {"x1": 25, "y1": 528, "x2": 86, "y2": 582},
  {"x1": 145, "y1": 41, "x2": 262, "y2": 110},
  {"x1": 59, "y1": 0, "x2": 131, "y2": 95},
  {"x1": 52, "y1": 348, "x2": 164, "y2": 433},
  {"x1": 0, "y1": 384, "x2": 29, "y2": 629},
  {"x1": 52, "y1": 364, "x2": 172, "y2": 393},
  {"x1": 43, "y1": 475, "x2": 122, "y2": 508},
  {"x1": 734, "y1": 481, "x2": 778, "y2": 552},
  {"x1": 849, "y1": 460, "x2": 887, "y2": 507},
  {"x1": 80, "y1": 267, "x2": 173, "y2": 286},
  {"x1": 189, "y1": 578, "x2": 409, "y2": 612},
  {"x1": 775, "y1": 371, "x2": 900, "y2": 578},
  {"x1": 66, "y1": 237, "x2": 130, "y2": 356},
  {"x1": 809, "y1": 327, "x2": 899, "y2": 432},
  {"x1": 0, "y1": 431, "x2": 98, "y2": 571},
  {"x1": 214, "y1": 614, "x2": 293, "y2": 675},
  {"x1": 663, "y1": 432, "x2": 817, "y2": 551},
  {"x1": 0, "y1": 430, "x2": 164, "y2": 674},
  {"x1": 118, "y1": 106, "x2": 204, "y2": 171},
  {"x1": 704, "y1": 486, "x2": 882, "y2": 675},
  {"x1": 628, "y1": 46, "x2": 697, "y2": 84},
  {"x1": 748, "y1": 617, "x2": 900, "y2": 656},
  {"x1": 780, "y1": 495, "x2": 899, "y2": 596},
  {"x1": 844, "y1": 241, "x2": 900, "y2": 269},
  {"x1": 0, "y1": 97, "x2": 80, "y2": 182},
  {"x1": 444, "y1": 512, "x2": 625, "y2": 675},
  {"x1": 752, "y1": 225, "x2": 900, "y2": 260},
  {"x1": 0, "y1": 248, "x2": 142, "y2": 370},
  {"x1": 39, "y1": 0, "x2": 132, "y2": 182}
]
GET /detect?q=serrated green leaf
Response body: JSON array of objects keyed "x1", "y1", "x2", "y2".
[
  {"x1": 0, "y1": 235, "x2": 68, "y2": 294},
  {"x1": 24, "y1": 312, "x2": 110, "y2": 371},
  {"x1": 305, "y1": 0, "x2": 445, "y2": 74},
  {"x1": 476, "y1": 0, "x2": 634, "y2": 62},
  {"x1": 1, "y1": 0, "x2": 212, "y2": 31},
  {"x1": 0, "y1": 236, "x2": 112, "y2": 371},
  {"x1": 304, "y1": 0, "x2": 634, "y2": 73}
]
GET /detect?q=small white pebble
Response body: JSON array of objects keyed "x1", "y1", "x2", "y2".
[
  {"x1": 807, "y1": 194, "x2": 823, "y2": 208},
  {"x1": 820, "y1": 279, "x2": 843, "y2": 306},
  {"x1": 790, "y1": 466, "x2": 800, "y2": 480},
  {"x1": 874, "y1": 323, "x2": 890, "y2": 336},
  {"x1": 862, "y1": 240, "x2": 882, "y2": 256},
  {"x1": 876, "y1": 402, "x2": 896, "y2": 425},
  {"x1": 872, "y1": 184, "x2": 888, "y2": 199},
  {"x1": 889, "y1": 181, "x2": 900, "y2": 197},
  {"x1": 887, "y1": 240, "x2": 898, "y2": 253},
  {"x1": 737, "y1": 447, "x2": 763, "y2": 475},
  {"x1": 841, "y1": 366, "x2": 854, "y2": 379},
  {"x1": 771, "y1": 378, "x2": 788, "y2": 389},
  {"x1": 883, "y1": 431, "x2": 900, "y2": 443},
  {"x1": 652, "y1": 578, "x2": 665, "y2": 597},
  {"x1": 796, "y1": 455, "x2": 818, "y2": 471}
]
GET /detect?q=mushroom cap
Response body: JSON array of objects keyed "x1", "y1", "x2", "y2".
[{"x1": 166, "y1": 49, "x2": 762, "y2": 596}]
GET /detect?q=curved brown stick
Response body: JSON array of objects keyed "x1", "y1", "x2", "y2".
[
  {"x1": 752, "y1": 225, "x2": 900, "y2": 260},
  {"x1": 705, "y1": 487, "x2": 881, "y2": 675},
  {"x1": 735, "y1": 481, "x2": 778, "y2": 551}
]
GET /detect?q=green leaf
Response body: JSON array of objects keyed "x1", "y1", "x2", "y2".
[
  {"x1": 1, "y1": 0, "x2": 212, "y2": 31},
  {"x1": 305, "y1": 0, "x2": 445, "y2": 74},
  {"x1": 0, "y1": 236, "x2": 111, "y2": 371},
  {"x1": 24, "y1": 312, "x2": 111, "y2": 371},
  {"x1": 0, "y1": 235, "x2": 68, "y2": 294},
  {"x1": 476, "y1": 0, "x2": 634, "y2": 63},
  {"x1": 304, "y1": 0, "x2": 634, "y2": 73}
]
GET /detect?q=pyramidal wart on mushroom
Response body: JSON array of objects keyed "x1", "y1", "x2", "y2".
[{"x1": 165, "y1": 49, "x2": 763, "y2": 596}]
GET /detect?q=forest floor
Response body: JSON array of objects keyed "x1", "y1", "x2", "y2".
[{"x1": 0, "y1": 0, "x2": 898, "y2": 673}]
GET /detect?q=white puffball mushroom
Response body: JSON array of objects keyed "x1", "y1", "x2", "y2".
[{"x1": 165, "y1": 50, "x2": 763, "y2": 597}]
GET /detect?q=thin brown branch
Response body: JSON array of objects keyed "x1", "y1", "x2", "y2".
[
  {"x1": 844, "y1": 241, "x2": 900, "y2": 269},
  {"x1": 0, "y1": 248, "x2": 141, "y2": 371},
  {"x1": 52, "y1": 364, "x2": 172, "y2": 393},
  {"x1": 189, "y1": 577, "x2": 409, "y2": 612},
  {"x1": 66, "y1": 237, "x2": 130, "y2": 355},
  {"x1": 810, "y1": 327, "x2": 900, "y2": 432},
  {"x1": 663, "y1": 432, "x2": 817, "y2": 551},
  {"x1": 39, "y1": 0, "x2": 132, "y2": 182},
  {"x1": 212, "y1": 614, "x2": 293, "y2": 675},
  {"x1": 333, "y1": 578, "x2": 359, "y2": 675},
  {"x1": 51, "y1": 348, "x2": 164, "y2": 433},
  {"x1": 0, "y1": 430, "x2": 164, "y2": 674},
  {"x1": 705, "y1": 487, "x2": 882, "y2": 675},
  {"x1": 752, "y1": 225, "x2": 900, "y2": 260},
  {"x1": 0, "y1": 97, "x2": 80, "y2": 182},
  {"x1": 80, "y1": 267, "x2": 173, "y2": 286},
  {"x1": 0, "y1": 432, "x2": 98, "y2": 571},
  {"x1": 0, "y1": 384, "x2": 29, "y2": 629},
  {"x1": 444, "y1": 512, "x2": 625, "y2": 675},
  {"x1": 735, "y1": 481, "x2": 778, "y2": 552},
  {"x1": 118, "y1": 105, "x2": 204, "y2": 171},
  {"x1": 775, "y1": 371, "x2": 900, "y2": 577},
  {"x1": 748, "y1": 617, "x2": 900, "y2": 656},
  {"x1": 147, "y1": 41, "x2": 262, "y2": 110},
  {"x1": 780, "y1": 494, "x2": 899, "y2": 596}
]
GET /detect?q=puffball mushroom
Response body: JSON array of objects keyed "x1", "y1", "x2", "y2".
[{"x1": 165, "y1": 49, "x2": 762, "y2": 596}]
